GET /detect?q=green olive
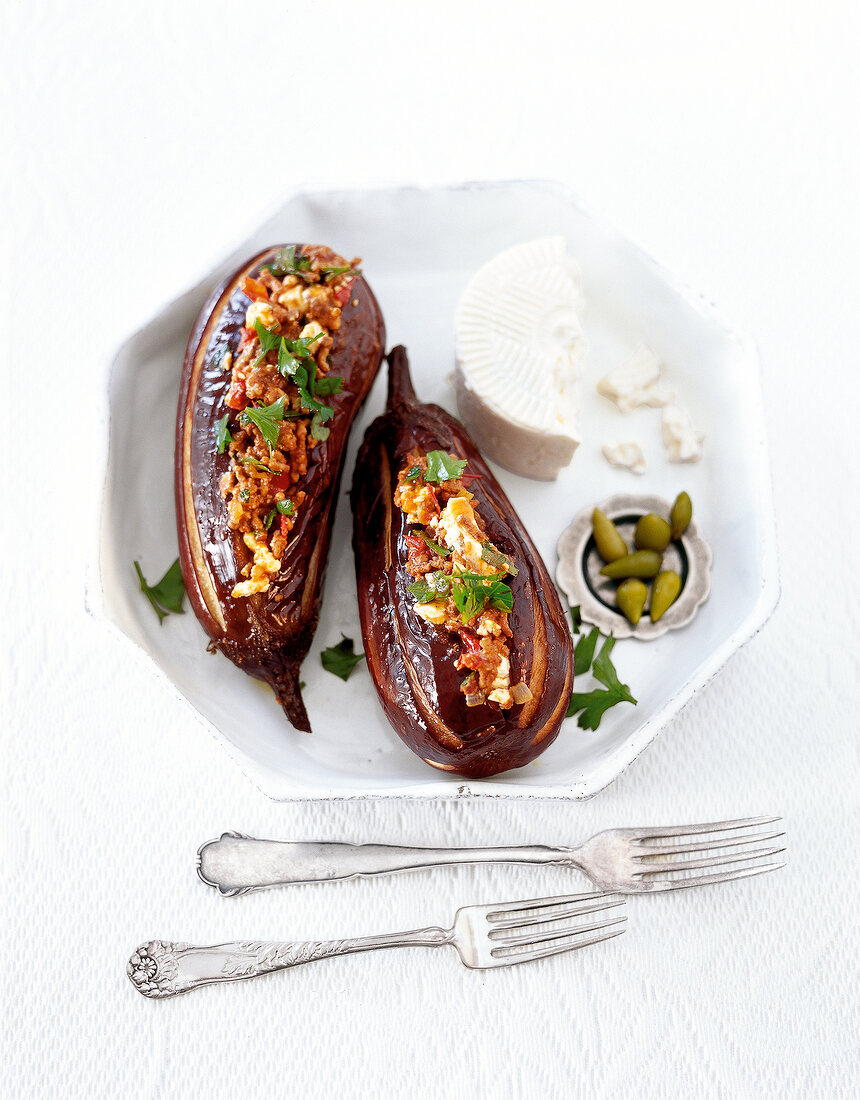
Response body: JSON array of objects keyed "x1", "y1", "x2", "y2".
[
  {"x1": 592, "y1": 508, "x2": 628, "y2": 563},
  {"x1": 634, "y1": 513, "x2": 672, "y2": 552},
  {"x1": 616, "y1": 578, "x2": 648, "y2": 625},
  {"x1": 650, "y1": 570, "x2": 682, "y2": 621},
  {"x1": 670, "y1": 491, "x2": 692, "y2": 541},
  {"x1": 600, "y1": 550, "x2": 663, "y2": 579}
]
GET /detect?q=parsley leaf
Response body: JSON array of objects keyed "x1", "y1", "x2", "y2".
[
  {"x1": 574, "y1": 627, "x2": 600, "y2": 676},
  {"x1": 407, "y1": 571, "x2": 451, "y2": 603},
  {"x1": 450, "y1": 572, "x2": 513, "y2": 623},
  {"x1": 236, "y1": 454, "x2": 279, "y2": 474},
  {"x1": 415, "y1": 530, "x2": 451, "y2": 557},
  {"x1": 592, "y1": 636, "x2": 635, "y2": 698},
  {"x1": 570, "y1": 605, "x2": 583, "y2": 635},
  {"x1": 264, "y1": 508, "x2": 276, "y2": 530},
  {"x1": 480, "y1": 543, "x2": 518, "y2": 576},
  {"x1": 240, "y1": 396, "x2": 287, "y2": 455},
  {"x1": 310, "y1": 411, "x2": 331, "y2": 441},
  {"x1": 424, "y1": 450, "x2": 468, "y2": 483},
  {"x1": 314, "y1": 375, "x2": 343, "y2": 397},
  {"x1": 134, "y1": 559, "x2": 185, "y2": 625},
  {"x1": 566, "y1": 635, "x2": 636, "y2": 729},
  {"x1": 254, "y1": 318, "x2": 283, "y2": 355},
  {"x1": 320, "y1": 262, "x2": 362, "y2": 282},
  {"x1": 215, "y1": 414, "x2": 232, "y2": 454},
  {"x1": 320, "y1": 635, "x2": 365, "y2": 681},
  {"x1": 404, "y1": 465, "x2": 422, "y2": 481},
  {"x1": 276, "y1": 500, "x2": 294, "y2": 516},
  {"x1": 263, "y1": 245, "x2": 312, "y2": 278}
]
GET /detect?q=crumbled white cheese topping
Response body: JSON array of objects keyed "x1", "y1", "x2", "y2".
[
  {"x1": 231, "y1": 533, "x2": 282, "y2": 598},
  {"x1": 662, "y1": 404, "x2": 704, "y2": 463}
]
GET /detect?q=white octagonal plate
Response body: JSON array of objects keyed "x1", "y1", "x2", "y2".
[{"x1": 94, "y1": 180, "x2": 778, "y2": 800}]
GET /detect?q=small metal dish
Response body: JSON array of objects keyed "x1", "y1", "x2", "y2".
[{"x1": 556, "y1": 493, "x2": 712, "y2": 640}]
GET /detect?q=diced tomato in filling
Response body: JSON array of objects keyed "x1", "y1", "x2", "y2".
[
  {"x1": 238, "y1": 325, "x2": 256, "y2": 349},
  {"x1": 226, "y1": 379, "x2": 248, "y2": 410},
  {"x1": 270, "y1": 473, "x2": 291, "y2": 493},
  {"x1": 241, "y1": 276, "x2": 269, "y2": 301},
  {"x1": 333, "y1": 277, "x2": 356, "y2": 305},
  {"x1": 404, "y1": 533, "x2": 432, "y2": 571},
  {"x1": 280, "y1": 515, "x2": 292, "y2": 536}
]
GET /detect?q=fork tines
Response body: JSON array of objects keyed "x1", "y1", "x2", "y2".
[
  {"x1": 630, "y1": 815, "x2": 786, "y2": 890},
  {"x1": 486, "y1": 892, "x2": 627, "y2": 963}
]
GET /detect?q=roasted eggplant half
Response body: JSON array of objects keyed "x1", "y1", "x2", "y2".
[
  {"x1": 176, "y1": 244, "x2": 385, "y2": 732},
  {"x1": 350, "y1": 346, "x2": 573, "y2": 778}
]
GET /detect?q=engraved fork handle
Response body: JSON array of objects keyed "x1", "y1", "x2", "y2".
[
  {"x1": 198, "y1": 833, "x2": 580, "y2": 895},
  {"x1": 128, "y1": 926, "x2": 451, "y2": 998}
]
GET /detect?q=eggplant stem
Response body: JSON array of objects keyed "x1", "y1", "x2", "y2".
[{"x1": 386, "y1": 345, "x2": 418, "y2": 409}]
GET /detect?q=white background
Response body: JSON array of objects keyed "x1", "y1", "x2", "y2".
[{"x1": 3, "y1": 2, "x2": 859, "y2": 1098}]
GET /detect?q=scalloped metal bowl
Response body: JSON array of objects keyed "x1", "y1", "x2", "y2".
[
  {"x1": 94, "y1": 180, "x2": 779, "y2": 800},
  {"x1": 557, "y1": 494, "x2": 712, "y2": 640}
]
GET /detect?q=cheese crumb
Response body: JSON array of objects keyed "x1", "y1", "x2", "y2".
[
  {"x1": 602, "y1": 441, "x2": 646, "y2": 475},
  {"x1": 231, "y1": 533, "x2": 282, "y2": 598},
  {"x1": 597, "y1": 343, "x2": 673, "y2": 412},
  {"x1": 662, "y1": 404, "x2": 704, "y2": 463}
]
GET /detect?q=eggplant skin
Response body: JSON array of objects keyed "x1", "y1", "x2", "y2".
[
  {"x1": 350, "y1": 346, "x2": 573, "y2": 779},
  {"x1": 175, "y1": 246, "x2": 385, "y2": 732}
]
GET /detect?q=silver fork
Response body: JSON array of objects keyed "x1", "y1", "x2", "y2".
[
  {"x1": 198, "y1": 817, "x2": 785, "y2": 896},
  {"x1": 127, "y1": 891, "x2": 626, "y2": 997}
]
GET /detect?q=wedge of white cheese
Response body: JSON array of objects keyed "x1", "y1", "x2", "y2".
[{"x1": 454, "y1": 236, "x2": 585, "y2": 481}]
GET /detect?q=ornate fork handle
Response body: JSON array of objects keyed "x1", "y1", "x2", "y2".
[
  {"x1": 128, "y1": 927, "x2": 451, "y2": 998},
  {"x1": 198, "y1": 833, "x2": 579, "y2": 894}
]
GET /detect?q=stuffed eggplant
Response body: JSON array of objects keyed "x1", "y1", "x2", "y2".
[
  {"x1": 176, "y1": 244, "x2": 385, "y2": 731},
  {"x1": 350, "y1": 346, "x2": 573, "y2": 778}
]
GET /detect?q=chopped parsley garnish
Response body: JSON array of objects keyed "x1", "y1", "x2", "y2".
[
  {"x1": 238, "y1": 487, "x2": 250, "y2": 502},
  {"x1": 310, "y1": 411, "x2": 331, "y2": 441},
  {"x1": 236, "y1": 454, "x2": 279, "y2": 474},
  {"x1": 320, "y1": 262, "x2": 362, "y2": 282},
  {"x1": 133, "y1": 559, "x2": 185, "y2": 625},
  {"x1": 415, "y1": 530, "x2": 451, "y2": 557},
  {"x1": 566, "y1": 635, "x2": 637, "y2": 730},
  {"x1": 251, "y1": 321, "x2": 341, "y2": 434},
  {"x1": 404, "y1": 465, "x2": 422, "y2": 481},
  {"x1": 406, "y1": 570, "x2": 512, "y2": 622},
  {"x1": 266, "y1": 499, "x2": 295, "y2": 529},
  {"x1": 215, "y1": 414, "x2": 233, "y2": 454},
  {"x1": 480, "y1": 543, "x2": 517, "y2": 576},
  {"x1": 262, "y1": 245, "x2": 312, "y2": 278},
  {"x1": 407, "y1": 571, "x2": 451, "y2": 603},
  {"x1": 424, "y1": 450, "x2": 467, "y2": 483},
  {"x1": 212, "y1": 344, "x2": 230, "y2": 371},
  {"x1": 320, "y1": 635, "x2": 365, "y2": 681},
  {"x1": 450, "y1": 572, "x2": 513, "y2": 623},
  {"x1": 313, "y1": 375, "x2": 344, "y2": 397},
  {"x1": 240, "y1": 396, "x2": 288, "y2": 455}
]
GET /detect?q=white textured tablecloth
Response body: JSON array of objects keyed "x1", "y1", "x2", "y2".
[{"x1": 3, "y1": 3, "x2": 859, "y2": 1097}]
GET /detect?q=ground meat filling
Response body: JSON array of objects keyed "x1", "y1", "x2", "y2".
[
  {"x1": 215, "y1": 245, "x2": 360, "y2": 599},
  {"x1": 393, "y1": 450, "x2": 529, "y2": 710}
]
